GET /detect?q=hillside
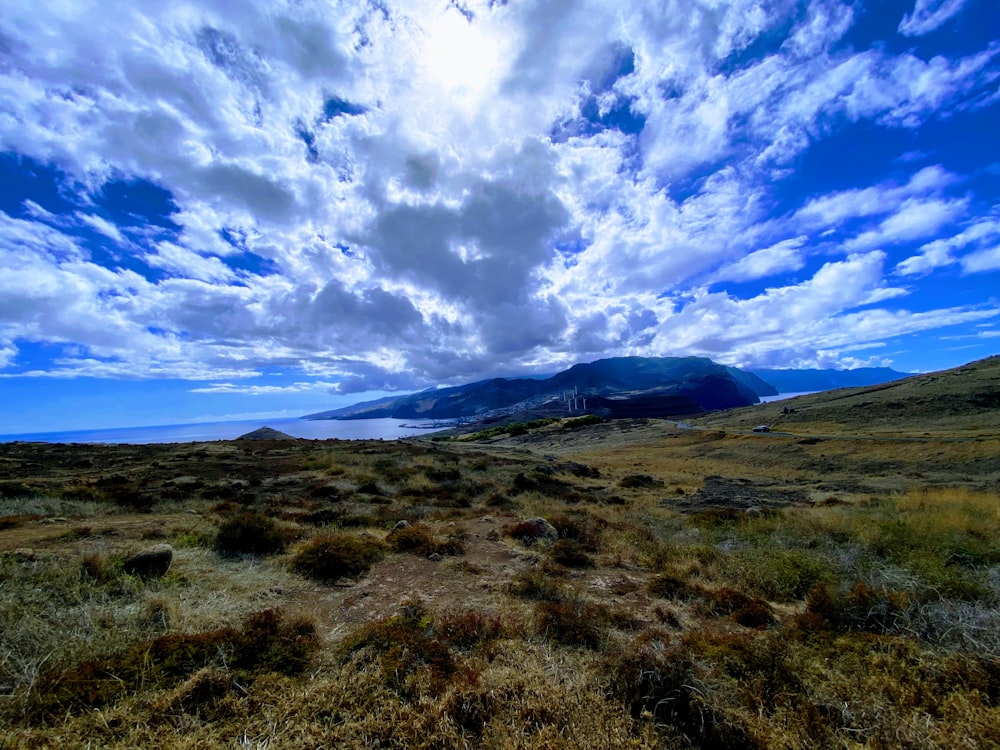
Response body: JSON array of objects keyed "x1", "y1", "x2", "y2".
[
  {"x1": 749, "y1": 366, "x2": 912, "y2": 393},
  {"x1": 1, "y1": 356, "x2": 999, "y2": 748},
  {"x1": 304, "y1": 356, "x2": 774, "y2": 421},
  {"x1": 693, "y1": 354, "x2": 1000, "y2": 438}
]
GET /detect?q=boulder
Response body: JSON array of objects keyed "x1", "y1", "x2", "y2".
[
  {"x1": 123, "y1": 543, "x2": 173, "y2": 579},
  {"x1": 519, "y1": 517, "x2": 558, "y2": 543}
]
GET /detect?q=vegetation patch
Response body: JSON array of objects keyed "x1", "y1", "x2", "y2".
[
  {"x1": 213, "y1": 512, "x2": 294, "y2": 556},
  {"x1": 290, "y1": 532, "x2": 385, "y2": 582},
  {"x1": 20, "y1": 608, "x2": 319, "y2": 722},
  {"x1": 385, "y1": 522, "x2": 465, "y2": 557}
]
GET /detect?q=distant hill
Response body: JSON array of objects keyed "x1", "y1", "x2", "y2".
[
  {"x1": 749, "y1": 367, "x2": 912, "y2": 393},
  {"x1": 303, "y1": 356, "x2": 773, "y2": 422},
  {"x1": 695, "y1": 355, "x2": 1000, "y2": 437}
]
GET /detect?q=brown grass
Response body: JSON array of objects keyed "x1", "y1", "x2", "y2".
[{"x1": 2, "y1": 410, "x2": 1000, "y2": 747}]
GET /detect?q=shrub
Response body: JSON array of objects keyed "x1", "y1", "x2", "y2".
[
  {"x1": 548, "y1": 512, "x2": 603, "y2": 552},
  {"x1": 604, "y1": 641, "x2": 763, "y2": 748},
  {"x1": 801, "y1": 582, "x2": 910, "y2": 635},
  {"x1": 508, "y1": 569, "x2": 565, "y2": 602},
  {"x1": 563, "y1": 414, "x2": 603, "y2": 429},
  {"x1": 702, "y1": 587, "x2": 775, "y2": 628},
  {"x1": 437, "y1": 609, "x2": 504, "y2": 650},
  {"x1": 647, "y1": 574, "x2": 706, "y2": 600},
  {"x1": 535, "y1": 597, "x2": 610, "y2": 650},
  {"x1": 503, "y1": 517, "x2": 557, "y2": 545},
  {"x1": 385, "y1": 523, "x2": 464, "y2": 557},
  {"x1": 213, "y1": 512, "x2": 292, "y2": 556},
  {"x1": 340, "y1": 601, "x2": 456, "y2": 696},
  {"x1": 291, "y1": 533, "x2": 385, "y2": 582},
  {"x1": 549, "y1": 539, "x2": 594, "y2": 568},
  {"x1": 724, "y1": 547, "x2": 834, "y2": 601}
]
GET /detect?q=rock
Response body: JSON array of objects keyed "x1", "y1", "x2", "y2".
[
  {"x1": 393, "y1": 520, "x2": 411, "y2": 530},
  {"x1": 428, "y1": 553, "x2": 443, "y2": 562},
  {"x1": 123, "y1": 544, "x2": 173, "y2": 579},
  {"x1": 519, "y1": 517, "x2": 558, "y2": 543}
]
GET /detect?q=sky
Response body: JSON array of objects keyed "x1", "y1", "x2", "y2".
[{"x1": 0, "y1": 0, "x2": 998, "y2": 434}]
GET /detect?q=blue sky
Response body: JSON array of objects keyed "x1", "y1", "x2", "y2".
[{"x1": 1, "y1": 0, "x2": 998, "y2": 434}]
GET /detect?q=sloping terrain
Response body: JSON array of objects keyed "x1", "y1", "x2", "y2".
[
  {"x1": 694, "y1": 354, "x2": 1000, "y2": 438},
  {"x1": 1, "y1": 356, "x2": 999, "y2": 748}
]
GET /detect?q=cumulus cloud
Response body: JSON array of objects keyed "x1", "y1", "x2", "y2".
[{"x1": 0, "y1": 0, "x2": 997, "y2": 391}]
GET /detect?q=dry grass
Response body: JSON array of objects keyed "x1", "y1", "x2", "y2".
[{"x1": 2, "y1": 414, "x2": 1000, "y2": 747}]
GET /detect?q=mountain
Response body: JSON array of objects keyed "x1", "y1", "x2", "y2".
[
  {"x1": 749, "y1": 367, "x2": 912, "y2": 393},
  {"x1": 303, "y1": 356, "x2": 767, "y2": 422}
]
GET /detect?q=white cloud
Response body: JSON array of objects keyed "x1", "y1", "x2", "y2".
[
  {"x1": 896, "y1": 217, "x2": 1000, "y2": 276},
  {"x1": 189, "y1": 381, "x2": 340, "y2": 395},
  {"x1": 76, "y1": 213, "x2": 125, "y2": 244},
  {"x1": 898, "y1": 0, "x2": 968, "y2": 37},
  {"x1": 710, "y1": 236, "x2": 808, "y2": 284},
  {"x1": 844, "y1": 197, "x2": 968, "y2": 252},
  {"x1": 0, "y1": 0, "x2": 996, "y2": 387},
  {"x1": 961, "y1": 245, "x2": 1000, "y2": 274}
]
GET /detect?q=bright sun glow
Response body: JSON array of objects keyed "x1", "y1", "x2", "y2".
[{"x1": 422, "y1": 11, "x2": 502, "y2": 92}]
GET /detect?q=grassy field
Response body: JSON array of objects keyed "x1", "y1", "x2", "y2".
[{"x1": 1, "y1": 359, "x2": 999, "y2": 748}]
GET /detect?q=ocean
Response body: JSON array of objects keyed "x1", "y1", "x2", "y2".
[{"x1": 0, "y1": 417, "x2": 445, "y2": 445}]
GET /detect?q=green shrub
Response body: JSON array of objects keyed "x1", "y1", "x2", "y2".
[
  {"x1": 563, "y1": 414, "x2": 603, "y2": 429},
  {"x1": 724, "y1": 547, "x2": 835, "y2": 601},
  {"x1": 291, "y1": 533, "x2": 385, "y2": 582},
  {"x1": 213, "y1": 512, "x2": 292, "y2": 556}
]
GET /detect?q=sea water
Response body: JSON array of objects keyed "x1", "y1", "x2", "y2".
[{"x1": 0, "y1": 417, "x2": 444, "y2": 445}]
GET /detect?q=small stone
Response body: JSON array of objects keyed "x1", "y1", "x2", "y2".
[
  {"x1": 428, "y1": 553, "x2": 443, "y2": 562},
  {"x1": 393, "y1": 520, "x2": 411, "y2": 530}
]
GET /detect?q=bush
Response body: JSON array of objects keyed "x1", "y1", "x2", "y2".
[
  {"x1": 702, "y1": 587, "x2": 775, "y2": 628},
  {"x1": 437, "y1": 609, "x2": 504, "y2": 650},
  {"x1": 647, "y1": 574, "x2": 706, "y2": 600},
  {"x1": 291, "y1": 533, "x2": 385, "y2": 582},
  {"x1": 213, "y1": 512, "x2": 292, "y2": 556},
  {"x1": 536, "y1": 597, "x2": 610, "y2": 650},
  {"x1": 801, "y1": 582, "x2": 910, "y2": 635},
  {"x1": 548, "y1": 513, "x2": 603, "y2": 552},
  {"x1": 549, "y1": 539, "x2": 594, "y2": 568},
  {"x1": 508, "y1": 569, "x2": 565, "y2": 602},
  {"x1": 385, "y1": 523, "x2": 465, "y2": 557},
  {"x1": 340, "y1": 601, "x2": 456, "y2": 696}
]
